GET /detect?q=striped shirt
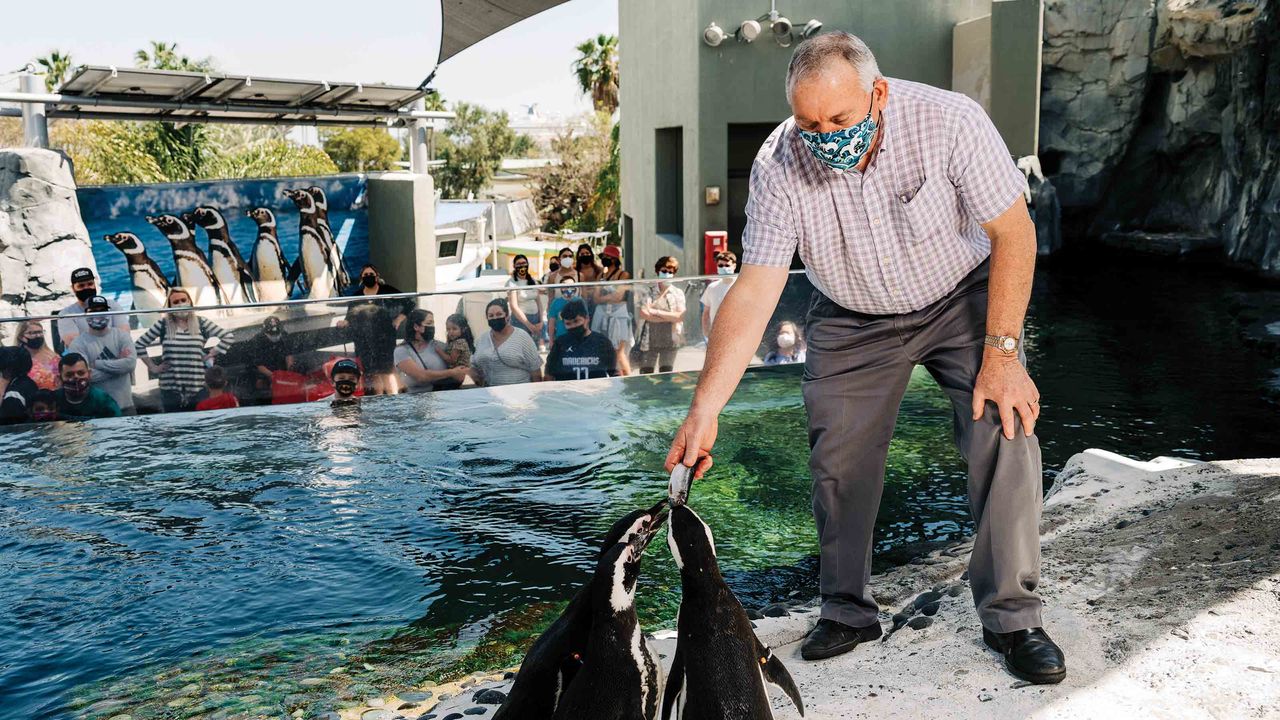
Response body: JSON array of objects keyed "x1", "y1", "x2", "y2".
[
  {"x1": 472, "y1": 327, "x2": 542, "y2": 386},
  {"x1": 135, "y1": 315, "x2": 233, "y2": 395},
  {"x1": 741, "y1": 78, "x2": 1026, "y2": 315}
]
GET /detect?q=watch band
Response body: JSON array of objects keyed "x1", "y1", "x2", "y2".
[{"x1": 984, "y1": 334, "x2": 1019, "y2": 354}]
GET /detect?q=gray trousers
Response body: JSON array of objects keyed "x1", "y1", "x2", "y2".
[{"x1": 802, "y1": 260, "x2": 1044, "y2": 633}]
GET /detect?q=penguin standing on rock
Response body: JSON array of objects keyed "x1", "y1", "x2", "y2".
[
  {"x1": 190, "y1": 206, "x2": 256, "y2": 305},
  {"x1": 551, "y1": 504, "x2": 668, "y2": 720},
  {"x1": 146, "y1": 214, "x2": 221, "y2": 308},
  {"x1": 246, "y1": 207, "x2": 291, "y2": 303},
  {"x1": 662, "y1": 500, "x2": 805, "y2": 720},
  {"x1": 305, "y1": 186, "x2": 351, "y2": 290},
  {"x1": 284, "y1": 188, "x2": 340, "y2": 299},
  {"x1": 104, "y1": 232, "x2": 170, "y2": 312},
  {"x1": 497, "y1": 500, "x2": 669, "y2": 720}
]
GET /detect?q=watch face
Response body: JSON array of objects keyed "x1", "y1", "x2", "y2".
[{"x1": 1002, "y1": 337, "x2": 1017, "y2": 352}]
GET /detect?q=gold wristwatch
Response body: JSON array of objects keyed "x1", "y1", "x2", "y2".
[{"x1": 984, "y1": 334, "x2": 1019, "y2": 355}]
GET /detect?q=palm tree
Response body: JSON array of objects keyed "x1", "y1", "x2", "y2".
[
  {"x1": 36, "y1": 50, "x2": 74, "y2": 92},
  {"x1": 135, "y1": 41, "x2": 211, "y2": 72},
  {"x1": 572, "y1": 34, "x2": 619, "y2": 114}
]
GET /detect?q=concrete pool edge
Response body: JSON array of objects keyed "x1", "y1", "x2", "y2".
[{"x1": 348, "y1": 449, "x2": 1280, "y2": 720}]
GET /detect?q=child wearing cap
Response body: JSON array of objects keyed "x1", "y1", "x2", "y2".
[
  {"x1": 68, "y1": 295, "x2": 138, "y2": 414},
  {"x1": 57, "y1": 268, "x2": 128, "y2": 349},
  {"x1": 329, "y1": 359, "x2": 363, "y2": 406}
]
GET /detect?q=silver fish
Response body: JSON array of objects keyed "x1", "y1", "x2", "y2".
[{"x1": 668, "y1": 464, "x2": 694, "y2": 507}]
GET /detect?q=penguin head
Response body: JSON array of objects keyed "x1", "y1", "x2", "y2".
[
  {"x1": 595, "y1": 502, "x2": 668, "y2": 614},
  {"x1": 284, "y1": 188, "x2": 315, "y2": 211},
  {"x1": 190, "y1": 206, "x2": 224, "y2": 229},
  {"x1": 247, "y1": 207, "x2": 276, "y2": 227},
  {"x1": 597, "y1": 498, "x2": 668, "y2": 557},
  {"x1": 104, "y1": 232, "x2": 141, "y2": 253},
  {"x1": 305, "y1": 186, "x2": 328, "y2": 208},
  {"x1": 148, "y1": 214, "x2": 193, "y2": 241},
  {"x1": 667, "y1": 504, "x2": 716, "y2": 573}
]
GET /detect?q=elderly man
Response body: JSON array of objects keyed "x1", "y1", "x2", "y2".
[{"x1": 665, "y1": 32, "x2": 1065, "y2": 684}]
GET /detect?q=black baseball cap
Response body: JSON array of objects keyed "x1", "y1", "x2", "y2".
[
  {"x1": 559, "y1": 297, "x2": 589, "y2": 320},
  {"x1": 70, "y1": 268, "x2": 95, "y2": 284},
  {"x1": 86, "y1": 295, "x2": 110, "y2": 312},
  {"x1": 330, "y1": 358, "x2": 362, "y2": 379}
]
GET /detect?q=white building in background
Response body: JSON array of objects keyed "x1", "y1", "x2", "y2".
[{"x1": 509, "y1": 103, "x2": 593, "y2": 151}]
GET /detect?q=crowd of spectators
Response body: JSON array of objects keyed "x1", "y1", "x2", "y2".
[{"x1": 0, "y1": 249, "x2": 806, "y2": 424}]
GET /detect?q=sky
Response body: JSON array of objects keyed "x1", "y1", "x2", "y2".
[{"x1": 0, "y1": 0, "x2": 617, "y2": 119}]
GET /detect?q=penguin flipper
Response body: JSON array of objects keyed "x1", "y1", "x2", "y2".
[
  {"x1": 661, "y1": 645, "x2": 684, "y2": 720},
  {"x1": 757, "y1": 644, "x2": 804, "y2": 717}
]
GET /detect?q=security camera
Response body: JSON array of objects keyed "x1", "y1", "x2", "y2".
[
  {"x1": 703, "y1": 22, "x2": 726, "y2": 47},
  {"x1": 801, "y1": 19, "x2": 823, "y2": 38},
  {"x1": 772, "y1": 15, "x2": 793, "y2": 38},
  {"x1": 738, "y1": 19, "x2": 761, "y2": 42}
]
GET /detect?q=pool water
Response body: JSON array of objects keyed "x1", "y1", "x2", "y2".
[{"x1": 1, "y1": 249, "x2": 1277, "y2": 719}]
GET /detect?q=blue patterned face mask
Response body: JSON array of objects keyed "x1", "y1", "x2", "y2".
[{"x1": 797, "y1": 97, "x2": 878, "y2": 173}]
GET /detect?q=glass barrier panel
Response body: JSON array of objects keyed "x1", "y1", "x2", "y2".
[{"x1": 0, "y1": 271, "x2": 816, "y2": 424}]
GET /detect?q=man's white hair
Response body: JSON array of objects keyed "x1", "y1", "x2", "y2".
[{"x1": 785, "y1": 31, "x2": 882, "y2": 103}]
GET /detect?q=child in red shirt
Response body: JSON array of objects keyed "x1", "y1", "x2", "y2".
[{"x1": 195, "y1": 366, "x2": 240, "y2": 412}]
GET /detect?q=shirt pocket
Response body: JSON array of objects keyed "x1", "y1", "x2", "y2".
[{"x1": 898, "y1": 175, "x2": 956, "y2": 243}]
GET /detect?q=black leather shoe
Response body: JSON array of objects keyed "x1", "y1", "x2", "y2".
[
  {"x1": 800, "y1": 618, "x2": 882, "y2": 661},
  {"x1": 983, "y1": 627, "x2": 1067, "y2": 684}
]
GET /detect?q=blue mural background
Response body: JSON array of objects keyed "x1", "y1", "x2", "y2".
[{"x1": 77, "y1": 174, "x2": 370, "y2": 307}]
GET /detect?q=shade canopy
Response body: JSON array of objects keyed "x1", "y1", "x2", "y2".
[
  {"x1": 439, "y1": 0, "x2": 570, "y2": 62},
  {"x1": 50, "y1": 65, "x2": 430, "y2": 126}
]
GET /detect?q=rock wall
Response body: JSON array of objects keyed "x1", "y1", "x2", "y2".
[
  {"x1": 0, "y1": 148, "x2": 98, "y2": 341},
  {"x1": 1040, "y1": 0, "x2": 1280, "y2": 277}
]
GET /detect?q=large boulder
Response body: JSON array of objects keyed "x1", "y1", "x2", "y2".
[{"x1": 0, "y1": 148, "x2": 98, "y2": 342}]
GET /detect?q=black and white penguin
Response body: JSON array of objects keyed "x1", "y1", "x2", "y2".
[
  {"x1": 190, "y1": 206, "x2": 257, "y2": 305},
  {"x1": 662, "y1": 504, "x2": 805, "y2": 720},
  {"x1": 551, "y1": 505, "x2": 667, "y2": 720},
  {"x1": 146, "y1": 214, "x2": 221, "y2": 308},
  {"x1": 284, "y1": 188, "x2": 340, "y2": 299},
  {"x1": 497, "y1": 500, "x2": 669, "y2": 720},
  {"x1": 305, "y1": 185, "x2": 351, "y2": 290},
  {"x1": 104, "y1": 232, "x2": 170, "y2": 312},
  {"x1": 246, "y1": 207, "x2": 291, "y2": 303}
]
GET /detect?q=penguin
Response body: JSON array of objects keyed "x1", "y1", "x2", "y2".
[
  {"x1": 246, "y1": 207, "x2": 292, "y2": 303},
  {"x1": 190, "y1": 206, "x2": 257, "y2": 305},
  {"x1": 146, "y1": 214, "x2": 222, "y2": 308},
  {"x1": 104, "y1": 232, "x2": 170, "y2": 312},
  {"x1": 551, "y1": 504, "x2": 667, "y2": 720},
  {"x1": 497, "y1": 500, "x2": 669, "y2": 720},
  {"x1": 305, "y1": 185, "x2": 351, "y2": 289},
  {"x1": 284, "y1": 188, "x2": 340, "y2": 299},
  {"x1": 662, "y1": 503, "x2": 805, "y2": 720}
]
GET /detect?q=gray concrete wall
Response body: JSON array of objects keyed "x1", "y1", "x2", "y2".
[
  {"x1": 621, "y1": 0, "x2": 1041, "y2": 272},
  {"x1": 366, "y1": 173, "x2": 437, "y2": 293}
]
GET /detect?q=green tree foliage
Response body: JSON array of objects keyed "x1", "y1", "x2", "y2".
[
  {"x1": 204, "y1": 138, "x2": 339, "y2": 179},
  {"x1": 133, "y1": 42, "x2": 216, "y2": 181},
  {"x1": 36, "y1": 50, "x2": 74, "y2": 92},
  {"x1": 534, "y1": 112, "x2": 616, "y2": 234},
  {"x1": 320, "y1": 127, "x2": 403, "y2": 172},
  {"x1": 51, "y1": 121, "x2": 167, "y2": 185},
  {"x1": 432, "y1": 102, "x2": 517, "y2": 199},
  {"x1": 572, "y1": 34, "x2": 619, "y2": 114},
  {"x1": 509, "y1": 133, "x2": 537, "y2": 159}
]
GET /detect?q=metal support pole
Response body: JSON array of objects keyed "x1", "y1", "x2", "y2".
[
  {"x1": 20, "y1": 71, "x2": 49, "y2": 149},
  {"x1": 410, "y1": 98, "x2": 430, "y2": 174}
]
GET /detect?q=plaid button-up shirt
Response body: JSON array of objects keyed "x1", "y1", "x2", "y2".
[{"x1": 742, "y1": 78, "x2": 1025, "y2": 315}]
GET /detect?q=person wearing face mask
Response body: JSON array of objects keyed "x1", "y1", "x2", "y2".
[
  {"x1": 470, "y1": 298, "x2": 543, "y2": 387},
  {"x1": 395, "y1": 309, "x2": 469, "y2": 393},
  {"x1": 574, "y1": 244, "x2": 603, "y2": 285},
  {"x1": 542, "y1": 247, "x2": 578, "y2": 285},
  {"x1": 135, "y1": 288, "x2": 234, "y2": 413},
  {"x1": 242, "y1": 316, "x2": 294, "y2": 406},
  {"x1": 545, "y1": 298, "x2": 618, "y2": 382},
  {"x1": 665, "y1": 33, "x2": 1061, "y2": 681},
  {"x1": 328, "y1": 358, "x2": 363, "y2": 407},
  {"x1": 54, "y1": 352, "x2": 122, "y2": 420},
  {"x1": 340, "y1": 264, "x2": 409, "y2": 396},
  {"x1": 28, "y1": 389, "x2": 59, "y2": 423},
  {"x1": 700, "y1": 250, "x2": 739, "y2": 340},
  {"x1": 12, "y1": 320, "x2": 61, "y2": 390},
  {"x1": 590, "y1": 245, "x2": 635, "y2": 376},
  {"x1": 57, "y1": 267, "x2": 128, "y2": 349},
  {"x1": 636, "y1": 256, "x2": 685, "y2": 374},
  {"x1": 546, "y1": 278, "x2": 581, "y2": 340},
  {"x1": 764, "y1": 321, "x2": 807, "y2": 365},
  {"x1": 0, "y1": 346, "x2": 39, "y2": 424},
  {"x1": 505, "y1": 254, "x2": 546, "y2": 349},
  {"x1": 69, "y1": 295, "x2": 138, "y2": 415}
]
